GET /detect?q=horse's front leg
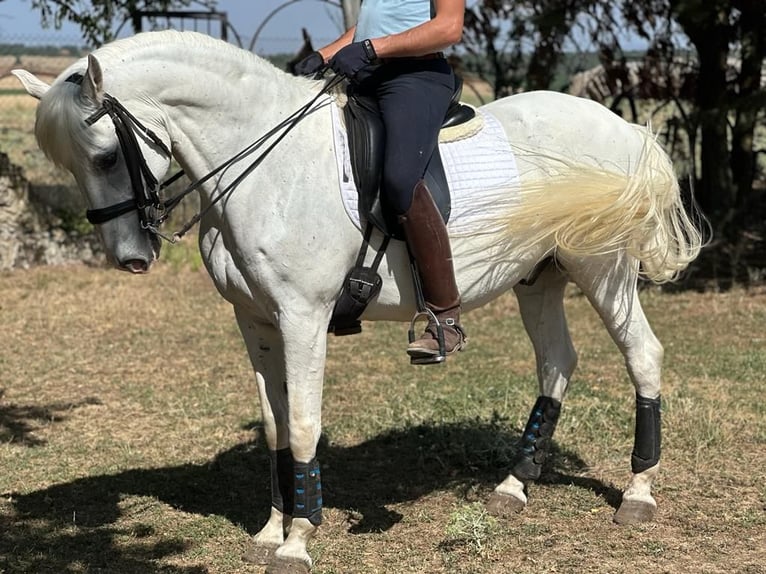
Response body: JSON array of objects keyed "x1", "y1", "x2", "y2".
[
  {"x1": 235, "y1": 309, "x2": 291, "y2": 563},
  {"x1": 488, "y1": 268, "x2": 577, "y2": 517},
  {"x1": 271, "y1": 312, "x2": 328, "y2": 574},
  {"x1": 236, "y1": 305, "x2": 329, "y2": 573}
]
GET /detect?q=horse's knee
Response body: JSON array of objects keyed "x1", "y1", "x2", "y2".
[{"x1": 538, "y1": 350, "x2": 578, "y2": 400}]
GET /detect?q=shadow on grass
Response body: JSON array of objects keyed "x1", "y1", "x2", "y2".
[
  {"x1": 0, "y1": 390, "x2": 102, "y2": 446},
  {"x1": 3, "y1": 419, "x2": 621, "y2": 572}
]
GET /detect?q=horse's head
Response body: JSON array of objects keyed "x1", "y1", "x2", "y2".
[
  {"x1": 13, "y1": 54, "x2": 172, "y2": 273},
  {"x1": 286, "y1": 28, "x2": 315, "y2": 75}
]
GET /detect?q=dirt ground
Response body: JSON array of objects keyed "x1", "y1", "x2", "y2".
[{"x1": 1, "y1": 262, "x2": 764, "y2": 573}]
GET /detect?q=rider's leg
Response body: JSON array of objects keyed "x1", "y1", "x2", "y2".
[
  {"x1": 397, "y1": 180, "x2": 466, "y2": 359},
  {"x1": 371, "y1": 59, "x2": 466, "y2": 361}
]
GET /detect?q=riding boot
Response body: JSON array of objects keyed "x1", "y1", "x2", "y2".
[{"x1": 398, "y1": 180, "x2": 467, "y2": 363}]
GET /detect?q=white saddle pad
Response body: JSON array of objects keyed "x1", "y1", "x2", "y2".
[{"x1": 330, "y1": 103, "x2": 520, "y2": 235}]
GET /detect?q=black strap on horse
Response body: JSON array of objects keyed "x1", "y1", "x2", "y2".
[
  {"x1": 164, "y1": 73, "x2": 346, "y2": 241},
  {"x1": 329, "y1": 221, "x2": 390, "y2": 336},
  {"x1": 84, "y1": 94, "x2": 173, "y2": 227}
]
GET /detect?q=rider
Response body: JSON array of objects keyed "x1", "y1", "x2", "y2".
[{"x1": 295, "y1": 0, "x2": 467, "y2": 363}]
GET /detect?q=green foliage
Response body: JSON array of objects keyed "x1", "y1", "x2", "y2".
[
  {"x1": 55, "y1": 208, "x2": 92, "y2": 236},
  {"x1": 160, "y1": 238, "x2": 204, "y2": 271}
]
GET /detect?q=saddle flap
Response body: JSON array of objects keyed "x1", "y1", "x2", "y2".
[
  {"x1": 343, "y1": 90, "x2": 455, "y2": 239},
  {"x1": 343, "y1": 94, "x2": 388, "y2": 233}
]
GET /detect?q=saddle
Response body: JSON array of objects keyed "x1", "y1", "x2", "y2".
[
  {"x1": 329, "y1": 77, "x2": 476, "y2": 336},
  {"x1": 342, "y1": 76, "x2": 475, "y2": 239}
]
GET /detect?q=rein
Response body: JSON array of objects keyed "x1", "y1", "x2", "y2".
[{"x1": 68, "y1": 72, "x2": 343, "y2": 242}]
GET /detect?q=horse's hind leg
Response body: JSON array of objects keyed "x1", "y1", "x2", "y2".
[
  {"x1": 567, "y1": 254, "x2": 663, "y2": 524},
  {"x1": 487, "y1": 265, "x2": 578, "y2": 517}
]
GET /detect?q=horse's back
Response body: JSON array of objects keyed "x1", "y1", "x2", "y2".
[{"x1": 481, "y1": 91, "x2": 648, "y2": 175}]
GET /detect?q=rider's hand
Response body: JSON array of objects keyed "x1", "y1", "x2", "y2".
[
  {"x1": 328, "y1": 40, "x2": 379, "y2": 83},
  {"x1": 293, "y1": 51, "x2": 325, "y2": 77}
]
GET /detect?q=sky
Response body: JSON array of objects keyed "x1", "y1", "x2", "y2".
[{"x1": 0, "y1": 0, "x2": 345, "y2": 54}]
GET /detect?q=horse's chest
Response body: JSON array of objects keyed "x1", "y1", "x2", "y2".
[{"x1": 199, "y1": 228, "x2": 274, "y2": 317}]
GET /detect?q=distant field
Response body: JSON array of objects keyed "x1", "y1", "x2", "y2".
[
  {"x1": 1, "y1": 262, "x2": 764, "y2": 573},
  {"x1": 0, "y1": 88, "x2": 70, "y2": 186}
]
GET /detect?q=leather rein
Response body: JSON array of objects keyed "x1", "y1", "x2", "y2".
[{"x1": 67, "y1": 72, "x2": 342, "y2": 242}]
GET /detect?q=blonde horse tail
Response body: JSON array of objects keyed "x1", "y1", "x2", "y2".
[{"x1": 490, "y1": 127, "x2": 704, "y2": 284}]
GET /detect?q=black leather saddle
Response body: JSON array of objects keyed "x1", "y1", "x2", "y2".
[{"x1": 342, "y1": 76, "x2": 476, "y2": 239}]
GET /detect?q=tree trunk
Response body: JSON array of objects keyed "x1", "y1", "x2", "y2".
[
  {"x1": 672, "y1": 2, "x2": 735, "y2": 227},
  {"x1": 730, "y1": 0, "x2": 765, "y2": 227}
]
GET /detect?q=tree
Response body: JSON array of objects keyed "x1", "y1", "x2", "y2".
[
  {"x1": 461, "y1": 2, "x2": 519, "y2": 100},
  {"x1": 619, "y1": 0, "x2": 766, "y2": 280},
  {"x1": 464, "y1": 0, "x2": 766, "y2": 284},
  {"x1": 26, "y1": 0, "x2": 217, "y2": 46}
]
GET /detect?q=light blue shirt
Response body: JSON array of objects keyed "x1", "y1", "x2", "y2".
[{"x1": 354, "y1": 0, "x2": 433, "y2": 41}]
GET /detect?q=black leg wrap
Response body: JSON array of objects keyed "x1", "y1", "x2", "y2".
[
  {"x1": 293, "y1": 458, "x2": 323, "y2": 526},
  {"x1": 631, "y1": 394, "x2": 661, "y2": 474},
  {"x1": 270, "y1": 448, "x2": 295, "y2": 514},
  {"x1": 511, "y1": 396, "x2": 562, "y2": 483}
]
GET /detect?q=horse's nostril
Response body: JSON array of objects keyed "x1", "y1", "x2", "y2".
[{"x1": 121, "y1": 259, "x2": 149, "y2": 274}]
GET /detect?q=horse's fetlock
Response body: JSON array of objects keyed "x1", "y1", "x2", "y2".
[{"x1": 293, "y1": 458, "x2": 323, "y2": 526}]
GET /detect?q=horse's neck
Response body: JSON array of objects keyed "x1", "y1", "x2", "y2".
[{"x1": 101, "y1": 33, "x2": 319, "y2": 178}]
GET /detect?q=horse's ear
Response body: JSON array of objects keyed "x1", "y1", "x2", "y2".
[
  {"x1": 81, "y1": 54, "x2": 104, "y2": 105},
  {"x1": 11, "y1": 69, "x2": 50, "y2": 100}
]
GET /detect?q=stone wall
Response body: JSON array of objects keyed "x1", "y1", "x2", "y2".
[{"x1": 0, "y1": 152, "x2": 101, "y2": 270}]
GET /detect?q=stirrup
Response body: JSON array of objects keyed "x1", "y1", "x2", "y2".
[{"x1": 407, "y1": 308, "x2": 447, "y2": 365}]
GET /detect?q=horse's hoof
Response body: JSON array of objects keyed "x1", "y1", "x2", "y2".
[
  {"x1": 242, "y1": 543, "x2": 278, "y2": 565},
  {"x1": 486, "y1": 491, "x2": 525, "y2": 518},
  {"x1": 613, "y1": 499, "x2": 656, "y2": 525},
  {"x1": 266, "y1": 558, "x2": 311, "y2": 574}
]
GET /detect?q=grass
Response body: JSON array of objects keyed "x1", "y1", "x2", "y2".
[
  {"x1": 1, "y1": 261, "x2": 764, "y2": 573},
  {"x1": 0, "y1": 92, "x2": 69, "y2": 186}
]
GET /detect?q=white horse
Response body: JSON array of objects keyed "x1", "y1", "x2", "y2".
[{"x1": 14, "y1": 30, "x2": 702, "y2": 574}]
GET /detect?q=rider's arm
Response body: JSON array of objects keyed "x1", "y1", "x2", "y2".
[
  {"x1": 368, "y1": 0, "x2": 465, "y2": 58},
  {"x1": 317, "y1": 27, "x2": 357, "y2": 62}
]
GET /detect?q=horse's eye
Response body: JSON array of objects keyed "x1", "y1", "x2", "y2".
[{"x1": 94, "y1": 151, "x2": 118, "y2": 170}]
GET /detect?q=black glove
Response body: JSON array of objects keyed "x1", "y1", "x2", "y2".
[
  {"x1": 293, "y1": 51, "x2": 325, "y2": 77},
  {"x1": 328, "y1": 40, "x2": 379, "y2": 83}
]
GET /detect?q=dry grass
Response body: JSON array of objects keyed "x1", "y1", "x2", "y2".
[
  {"x1": 1, "y1": 260, "x2": 764, "y2": 574},
  {"x1": 0, "y1": 93, "x2": 71, "y2": 186}
]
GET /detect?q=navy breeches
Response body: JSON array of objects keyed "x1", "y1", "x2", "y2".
[{"x1": 356, "y1": 58, "x2": 455, "y2": 214}]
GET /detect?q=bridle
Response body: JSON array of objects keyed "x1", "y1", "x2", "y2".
[
  {"x1": 66, "y1": 71, "x2": 342, "y2": 242},
  {"x1": 67, "y1": 72, "x2": 177, "y2": 234}
]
